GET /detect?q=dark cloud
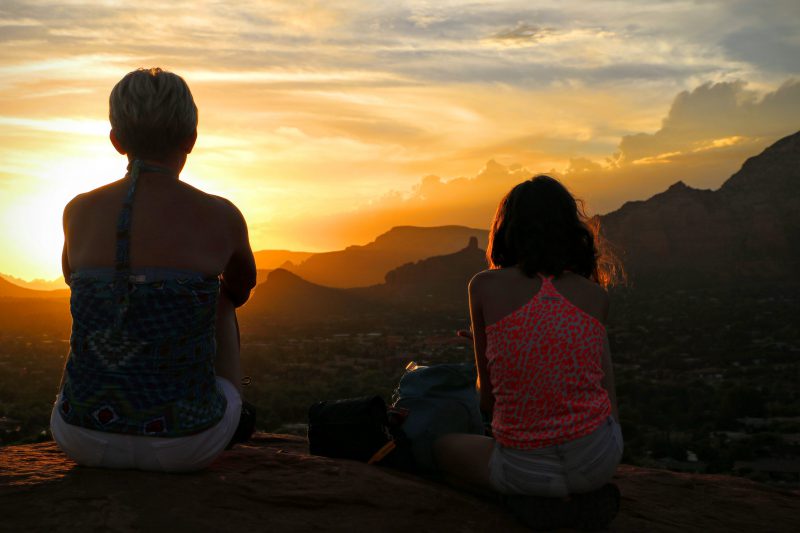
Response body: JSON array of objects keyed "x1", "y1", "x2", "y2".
[
  {"x1": 3, "y1": 1, "x2": 796, "y2": 90},
  {"x1": 716, "y1": 0, "x2": 800, "y2": 73},
  {"x1": 488, "y1": 23, "x2": 554, "y2": 44},
  {"x1": 722, "y1": 27, "x2": 800, "y2": 74},
  {"x1": 616, "y1": 80, "x2": 800, "y2": 164}
]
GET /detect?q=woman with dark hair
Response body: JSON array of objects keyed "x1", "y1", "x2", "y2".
[
  {"x1": 434, "y1": 176, "x2": 623, "y2": 526},
  {"x1": 50, "y1": 68, "x2": 257, "y2": 472}
]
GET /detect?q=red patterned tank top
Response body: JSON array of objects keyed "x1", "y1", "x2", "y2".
[{"x1": 485, "y1": 274, "x2": 611, "y2": 449}]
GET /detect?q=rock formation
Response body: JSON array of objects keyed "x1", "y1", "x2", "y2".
[
  {"x1": 284, "y1": 226, "x2": 488, "y2": 288},
  {"x1": 244, "y1": 237, "x2": 486, "y2": 322}
]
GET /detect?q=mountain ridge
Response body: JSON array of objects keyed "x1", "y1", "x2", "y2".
[
  {"x1": 282, "y1": 225, "x2": 488, "y2": 288},
  {"x1": 600, "y1": 130, "x2": 800, "y2": 285},
  {"x1": 244, "y1": 237, "x2": 486, "y2": 322},
  {"x1": 0, "y1": 277, "x2": 69, "y2": 299},
  {"x1": 245, "y1": 130, "x2": 800, "y2": 319}
]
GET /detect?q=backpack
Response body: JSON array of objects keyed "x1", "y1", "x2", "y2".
[{"x1": 392, "y1": 362, "x2": 485, "y2": 472}]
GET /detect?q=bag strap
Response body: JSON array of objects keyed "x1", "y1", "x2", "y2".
[{"x1": 368, "y1": 440, "x2": 397, "y2": 464}]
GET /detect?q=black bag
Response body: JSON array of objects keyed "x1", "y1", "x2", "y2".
[{"x1": 308, "y1": 395, "x2": 395, "y2": 462}]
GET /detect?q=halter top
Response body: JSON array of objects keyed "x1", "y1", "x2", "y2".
[
  {"x1": 57, "y1": 160, "x2": 227, "y2": 437},
  {"x1": 486, "y1": 274, "x2": 611, "y2": 449}
]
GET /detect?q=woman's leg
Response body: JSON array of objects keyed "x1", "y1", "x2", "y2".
[
  {"x1": 433, "y1": 433, "x2": 496, "y2": 491},
  {"x1": 215, "y1": 293, "x2": 242, "y2": 394}
]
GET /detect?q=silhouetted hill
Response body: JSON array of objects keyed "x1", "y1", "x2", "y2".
[
  {"x1": 245, "y1": 268, "x2": 380, "y2": 320},
  {"x1": 601, "y1": 130, "x2": 800, "y2": 285},
  {"x1": 286, "y1": 226, "x2": 488, "y2": 288},
  {"x1": 243, "y1": 238, "x2": 487, "y2": 323},
  {"x1": 0, "y1": 274, "x2": 67, "y2": 292},
  {"x1": 0, "y1": 278, "x2": 69, "y2": 299},
  {"x1": 256, "y1": 269, "x2": 271, "y2": 286},
  {"x1": 380, "y1": 236, "x2": 486, "y2": 308},
  {"x1": 253, "y1": 250, "x2": 313, "y2": 270}
]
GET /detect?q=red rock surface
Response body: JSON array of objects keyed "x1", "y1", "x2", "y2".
[{"x1": 1, "y1": 434, "x2": 798, "y2": 532}]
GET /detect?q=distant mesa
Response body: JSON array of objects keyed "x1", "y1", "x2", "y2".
[
  {"x1": 244, "y1": 129, "x2": 800, "y2": 319},
  {"x1": 244, "y1": 237, "x2": 487, "y2": 322},
  {"x1": 383, "y1": 236, "x2": 485, "y2": 294},
  {"x1": 253, "y1": 250, "x2": 314, "y2": 271},
  {"x1": 245, "y1": 268, "x2": 378, "y2": 320},
  {"x1": 280, "y1": 225, "x2": 488, "y2": 288}
]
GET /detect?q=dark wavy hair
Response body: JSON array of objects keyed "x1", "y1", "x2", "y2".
[{"x1": 486, "y1": 175, "x2": 622, "y2": 287}]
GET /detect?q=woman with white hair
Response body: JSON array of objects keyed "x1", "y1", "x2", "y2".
[{"x1": 51, "y1": 68, "x2": 257, "y2": 472}]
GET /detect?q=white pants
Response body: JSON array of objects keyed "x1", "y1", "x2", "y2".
[{"x1": 50, "y1": 377, "x2": 242, "y2": 473}]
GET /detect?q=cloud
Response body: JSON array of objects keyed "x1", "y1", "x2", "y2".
[
  {"x1": 613, "y1": 80, "x2": 800, "y2": 164},
  {"x1": 272, "y1": 78, "x2": 800, "y2": 251},
  {"x1": 255, "y1": 159, "x2": 536, "y2": 249},
  {"x1": 564, "y1": 79, "x2": 800, "y2": 208},
  {"x1": 487, "y1": 23, "x2": 555, "y2": 46},
  {"x1": 718, "y1": 0, "x2": 800, "y2": 74}
]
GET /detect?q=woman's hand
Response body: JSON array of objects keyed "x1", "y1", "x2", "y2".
[{"x1": 456, "y1": 328, "x2": 473, "y2": 340}]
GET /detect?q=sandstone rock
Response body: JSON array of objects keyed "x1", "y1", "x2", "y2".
[{"x1": 1, "y1": 434, "x2": 798, "y2": 532}]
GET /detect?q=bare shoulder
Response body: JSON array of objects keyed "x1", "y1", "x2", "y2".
[
  {"x1": 469, "y1": 268, "x2": 503, "y2": 294},
  {"x1": 210, "y1": 194, "x2": 247, "y2": 231},
  {"x1": 563, "y1": 272, "x2": 610, "y2": 319},
  {"x1": 179, "y1": 183, "x2": 245, "y2": 225},
  {"x1": 199, "y1": 193, "x2": 249, "y2": 243},
  {"x1": 64, "y1": 180, "x2": 124, "y2": 216},
  {"x1": 62, "y1": 183, "x2": 117, "y2": 226},
  {"x1": 63, "y1": 192, "x2": 87, "y2": 217},
  {"x1": 210, "y1": 194, "x2": 245, "y2": 218}
]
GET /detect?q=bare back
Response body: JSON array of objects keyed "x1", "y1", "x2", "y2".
[
  {"x1": 64, "y1": 173, "x2": 242, "y2": 279},
  {"x1": 473, "y1": 267, "x2": 609, "y2": 328}
]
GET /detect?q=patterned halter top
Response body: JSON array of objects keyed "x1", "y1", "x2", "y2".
[
  {"x1": 486, "y1": 274, "x2": 611, "y2": 449},
  {"x1": 58, "y1": 160, "x2": 226, "y2": 437}
]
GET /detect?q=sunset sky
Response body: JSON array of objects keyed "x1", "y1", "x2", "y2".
[{"x1": 1, "y1": 0, "x2": 799, "y2": 281}]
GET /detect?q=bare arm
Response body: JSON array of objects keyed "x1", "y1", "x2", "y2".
[
  {"x1": 598, "y1": 290, "x2": 619, "y2": 420},
  {"x1": 220, "y1": 200, "x2": 257, "y2": 307},
  {"x1": 469, "y1": 274, "x2": 494, "y2": 416},
  {"x1": 599, "y1": 290, "x2": 619, "y2": 420},
  {"x1": 600, "y1": 334, "x2": 620, "y2": 420},
  {"x1": 61, "y1": 197, "x2": 79, "y2": 285}
]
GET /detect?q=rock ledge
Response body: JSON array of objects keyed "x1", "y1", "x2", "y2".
[{"x1": 1, "y1": 434, "x2": 798, "y2": 532}]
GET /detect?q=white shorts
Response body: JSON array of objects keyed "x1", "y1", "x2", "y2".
[
  {"x1": 489, "y1": 415, "x2": 623, "y2": 497},
  {"x1": 50, "y1": 377, "x2": 242, "y2": 473}
]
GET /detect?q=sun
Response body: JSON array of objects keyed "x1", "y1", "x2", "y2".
[{"x1": 0, "y1": 147, "x2": 124, "y2": 281}]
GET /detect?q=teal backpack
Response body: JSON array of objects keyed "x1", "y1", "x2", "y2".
[{"x1": 392, "y1": 362, "x2": 485, "y2": 472}]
